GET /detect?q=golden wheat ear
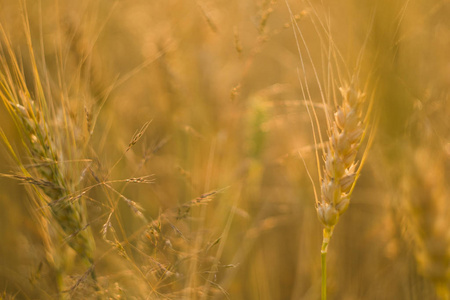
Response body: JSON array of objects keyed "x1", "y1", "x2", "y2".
[{"x1": 316, "y1": 83, "x2": 369, "y2": 228}]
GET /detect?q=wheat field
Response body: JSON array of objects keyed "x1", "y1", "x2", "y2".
[{"x1": 0, "y1": 0, "x2": 449, "y2": 299}]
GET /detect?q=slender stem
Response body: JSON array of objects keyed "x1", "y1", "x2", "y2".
[
  {"x1": 321, "y1": 226, "x2": 334, "y2": 300},
  {"x1": 321, "y1": 249, "x2": 327, "y2": 300}
]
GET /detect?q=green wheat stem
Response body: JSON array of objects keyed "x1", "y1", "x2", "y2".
[
  {"x1": 321, "y1": 250, "x2": 327, "y2": 300},
  {"x1": 321, "y1": 226, "x2": 334, "y2": 300}
]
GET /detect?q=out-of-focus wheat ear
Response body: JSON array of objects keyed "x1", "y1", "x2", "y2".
[
  {"x1": 402, "y1": 146, "x2": 450, "y2": 300},
  {"x1": 1, "y1": 13, "x2": 98, "y2": 294}
]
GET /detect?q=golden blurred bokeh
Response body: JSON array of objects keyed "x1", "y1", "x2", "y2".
[{"x1": 1, "y1": 0, "x2": 449, "y2": 299}]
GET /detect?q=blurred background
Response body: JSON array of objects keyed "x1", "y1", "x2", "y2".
[{"x1": 0, "y1": 0, "x2": 449, "y2": 299}]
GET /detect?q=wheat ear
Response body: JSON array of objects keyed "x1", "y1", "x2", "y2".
[
  {"x1": 0, "y1": 22, "x2": 96, "y2": 294},
  {"x1": 316, "y1": 85, "x2": 366, "y2": 229},
  {"x1": 314, "y1": 83, "x2": 373, "y2": 300},
  {"x1": 402, "y1": 147, "x2": 450, "y2": 300}
]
